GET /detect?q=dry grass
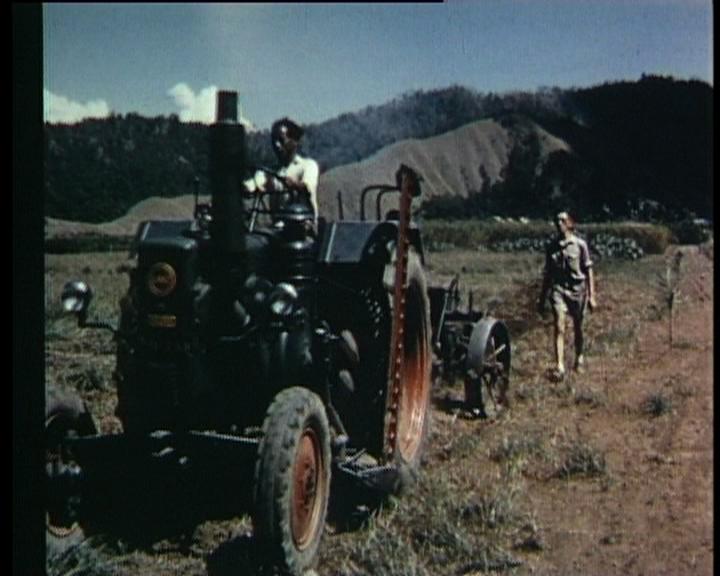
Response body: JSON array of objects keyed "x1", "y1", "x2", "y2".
[
  {"x1": 642, "y1": 392, "x2": 674, "y2": 418},
  {"x1": 44, "y1": 244, "x2": 673, "y2": 576},
  {"x1": 554, "y1": 440, "x2": 608, "y2": 479},
  {"x1": 320, "y1": 468, "x2": 527, "y2": 576}
]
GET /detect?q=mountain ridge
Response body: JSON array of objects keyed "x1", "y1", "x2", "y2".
[{"x1": 44, "y1": 76, "x2": 713, "y2": 232}]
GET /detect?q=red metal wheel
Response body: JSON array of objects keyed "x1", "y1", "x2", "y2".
[{"x1": 291, "y1": 427, "x2": 326, "y2": 550}]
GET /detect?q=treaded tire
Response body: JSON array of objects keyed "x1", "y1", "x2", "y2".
[
  {"x1": 46, "y1": 386, "x2": 96, "y2": 563},
  {"x1": 252, "y1": 387, "x2": 331, "y2": 575}
]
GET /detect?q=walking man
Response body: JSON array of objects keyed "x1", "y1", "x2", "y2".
[{"x1": 538, "y1": 211, "x2": 596, "y2": 380}]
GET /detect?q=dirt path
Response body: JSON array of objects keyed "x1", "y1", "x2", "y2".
[{"x1": 517, "y1": 245, "x2": 713, "y2": 575}]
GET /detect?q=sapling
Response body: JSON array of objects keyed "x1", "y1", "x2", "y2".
[{"x1": 656, "y1": 251, "x2": 684, "y2": 348}]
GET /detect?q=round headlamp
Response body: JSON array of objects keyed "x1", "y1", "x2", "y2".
[
  {"x1": 245, "y1": 274, "x2": 272, "y2": 307},
  {"x1": 147, "y1": 262, "x2": 177, "y2": 297},
  {"x1": 268, "y1": 283, "x2": 298, "y2": 317},
  {"x1": 61, "y1": 281, "x2": 92, "y2": 313}
]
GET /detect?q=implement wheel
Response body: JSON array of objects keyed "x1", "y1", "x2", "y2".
[
  {"x1": 465, "y1": 319, "x2": 511, "y2": 418},
  {"x1": 253, "y1": 387, "x2": 331, "y2": 575}
]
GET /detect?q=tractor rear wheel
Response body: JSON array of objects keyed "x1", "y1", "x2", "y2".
[
  {"x1": 252, "y1": 387, "x2": 331, "y2": 575},
  {"x1": 384, "y1": 249, "x2": 432, "y2": 491}
]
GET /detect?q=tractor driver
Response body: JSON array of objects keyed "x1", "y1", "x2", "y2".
[{"x1": 243, "y1": 117, "x2": 320, "y2": 228}]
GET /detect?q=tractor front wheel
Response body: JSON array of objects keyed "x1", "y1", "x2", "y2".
[{"x1": 253, "y1": 387, "x2": 331, "y2": 575}]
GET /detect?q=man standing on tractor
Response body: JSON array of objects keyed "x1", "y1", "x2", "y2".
[
  {"x1": 243, "y1": 117, "x2": 320, "y2": 227},
  {"x1": 537, "y1": 211, "x2": 597, "y2": 380}
]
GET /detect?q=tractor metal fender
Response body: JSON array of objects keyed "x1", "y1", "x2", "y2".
[
  {"x1": 465, "y1": 318, "x2": 511, "y2": 375},
  {"x1": 317, "y1": 220, "x2": 424, "y2": 266}
]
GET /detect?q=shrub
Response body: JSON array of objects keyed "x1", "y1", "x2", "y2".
[
  {"x1": 584, "y1": 222, "x2": 672, "y2": 254},
  {"x1": 421, "y1": 220, "x2": 671, "y2": 256},
  {"x1": 670, "y1": 219, "x2": 712, "y2": 245},
  {"x1": 588, "y1": 233, "x2": 644, "y2": 260}
]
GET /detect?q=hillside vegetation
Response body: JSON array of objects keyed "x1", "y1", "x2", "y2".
[{"x1": 45, "y1": 75, "x2": 712, "y2": 225}]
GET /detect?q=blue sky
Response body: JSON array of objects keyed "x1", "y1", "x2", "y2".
[{"x1": 43, "y1": 1, "x2": 713, "y2": 129}]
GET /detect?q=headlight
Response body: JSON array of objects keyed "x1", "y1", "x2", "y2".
[
  {"x1": 245, "y1": 274, "x2": 272, "y2": 307},
  {"x1": 61, "y1": 281, "x2": 92, "y2": 313},
  {"x1": 268, "y1": 283, "x2": 298, "y2": 317},
  {"x1": 147, "y1": 262, "x2": 177, "y2": 297}
]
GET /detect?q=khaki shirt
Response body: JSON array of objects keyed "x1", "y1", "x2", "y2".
[{"x1": 544, "y1": 233, "x2": 593, "y2": 294}]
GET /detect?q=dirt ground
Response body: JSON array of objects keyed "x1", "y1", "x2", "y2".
[
  {"x1": 507, "y1": 243, "x2": 714, "y2": 576},
  {"x1": 43, "y1": 242, "x2": 713, "y2": 576}
]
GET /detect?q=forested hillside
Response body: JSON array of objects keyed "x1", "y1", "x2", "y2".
[{"x1": 44, "y1": 75, "x2": 712, "y2": 224}]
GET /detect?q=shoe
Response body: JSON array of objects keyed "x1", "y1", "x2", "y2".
[
  {"x1": 549, "y1": 368, "x2": 565, "y2": 382},
  {"x1": 574, "y1": 355, "x2": 585, "y2": 373},
  {"x1": 462, "y1": 407, "x2": 487, "y2": 420}
]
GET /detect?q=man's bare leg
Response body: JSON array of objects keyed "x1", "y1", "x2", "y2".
[
  {"x1": 554, "y1": 310, "x2": 566, "y2": 377},
  {"x1": 573, "y1": 318, "x2": 585, "y2": 370}
]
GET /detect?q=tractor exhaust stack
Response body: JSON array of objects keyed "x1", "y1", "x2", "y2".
[{"x1": 209, "y1": 90, "x2": 247, "y2": 253}]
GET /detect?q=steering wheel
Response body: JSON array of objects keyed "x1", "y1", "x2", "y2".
[{"x1": 245, "y1": 166, "x2": 299, "y2": 232}]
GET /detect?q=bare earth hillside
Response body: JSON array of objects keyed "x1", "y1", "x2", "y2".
[
  {"x1": 318, "y1": 119, "x2": 569, "y2": 221},
  {"x1": 45, "y1": 118, "x2": 569, "y2": 238},
  {"x1": 45, "y1": 195, "x2": 210, "y2": 239}
]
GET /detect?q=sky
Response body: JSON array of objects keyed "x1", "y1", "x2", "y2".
[{"x1": 43, "y1": 1, "x2": 713, "y2": 130}]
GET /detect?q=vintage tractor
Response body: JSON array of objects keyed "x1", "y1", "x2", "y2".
[
  {"x1": 48, "y1": 90, "x2": 511, "y2": 574},
  {"x1": 48, "y1": 90, "x2": 433, "y2": 575}
]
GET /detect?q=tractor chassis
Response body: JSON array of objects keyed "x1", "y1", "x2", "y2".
[{"x1": 49, "y1": 431, "x2": 402, "y2": 505}]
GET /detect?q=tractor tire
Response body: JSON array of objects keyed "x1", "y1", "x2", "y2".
[
  {"x1": 45, "y1": 387, "x2": 96, "y2": 563},
  {"x1": 252, "y1": 387, "x2": 331, "y2": 575},
  {"x1": 383, "y1": 248, "x2": 432, "y2": 493}
]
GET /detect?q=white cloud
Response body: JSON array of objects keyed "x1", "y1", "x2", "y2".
[
  {"x1": 167, "y1": 83, "x2": 218, "y2": 124},
  {"x1": 44, "y1": 89, "x2": 110, "y2": 124},
  {"x1": 168, "y1": 83, "x2": 256, "y2": 130}
]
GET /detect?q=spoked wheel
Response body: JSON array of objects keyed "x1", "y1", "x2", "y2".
[
  {"x1": 46, "y1": 387, "x2": 96, "y2": 562},
  {"x1": 465, "y1": 319, "x2": 511, "y2": 419},
  {"x1": 253, "y1": 387, "x2": 331, "y2": 575},
  {"x1": 479, "y1": 329, "x2": 511, "y2": 416}
]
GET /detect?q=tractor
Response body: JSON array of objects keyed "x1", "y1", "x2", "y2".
[{"x1": 47, "y1": 90, "x2": 510, "y2": 575}]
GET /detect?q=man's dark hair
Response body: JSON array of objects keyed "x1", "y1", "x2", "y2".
[
  {"x1": 555, "y1": 210, "x2": 576, "y2": 231},
  {"x1": 271, "y1": 117, "x2": 304, "y2": 141}
]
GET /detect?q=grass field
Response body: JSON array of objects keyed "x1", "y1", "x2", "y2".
[{"x1": 44, "y1": 241, "x2": 709, "y2": 576}]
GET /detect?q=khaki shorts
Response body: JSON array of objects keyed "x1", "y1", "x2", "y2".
[{"x1": 551, "y1": 285, "x2": 587, "y2": 323}]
